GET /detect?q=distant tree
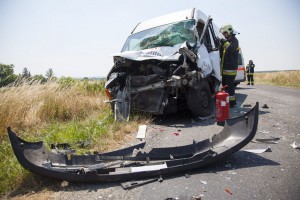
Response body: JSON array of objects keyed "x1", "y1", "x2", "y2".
[
  {"x1": 21, "y1": 67, "x2": 31, "y2": 79},
  {"x1": 32, "y1": 74, "x2": 47, "y2": 83},
  {"x1": 0, "y1": 63, "x2": 18, "y2": 87},
  {"x1": 45, "y1": 68, "x2": 54, "y2": 80}
]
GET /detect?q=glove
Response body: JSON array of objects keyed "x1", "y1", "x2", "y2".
[{"x1": 220, "y1": 38, "x2": 227, "y2": 45}]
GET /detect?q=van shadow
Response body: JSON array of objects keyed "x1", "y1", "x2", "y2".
[{"x1": 152, "y1": 109, "x2": 215, "y2": 128}]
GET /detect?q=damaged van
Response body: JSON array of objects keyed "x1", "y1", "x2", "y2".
[{"x1": 105, "y1": 8, "x2": 224, "y2": 121}]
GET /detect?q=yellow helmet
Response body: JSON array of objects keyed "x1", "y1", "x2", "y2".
[{"x1": 220, "y1": 24, "x2": 234, "y2": 35}]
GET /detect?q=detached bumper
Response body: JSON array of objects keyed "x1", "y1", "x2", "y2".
[{"x1": 8, "y1": 103, "x2": 259, "y2": 182}]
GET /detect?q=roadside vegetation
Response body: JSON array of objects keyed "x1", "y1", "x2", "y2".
[
  {"x1": 1, "y1": 63, "x2": 298, "y2": 198},
  {"x1": 254, "y1": 70, "x2": 300, "y2": 88},
  {"x1": 0, "y1": 78, "x2": 151, "y2": 198}
]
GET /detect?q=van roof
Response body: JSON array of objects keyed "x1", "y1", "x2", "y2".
[{"x1": 132, "y1": 8, "x2": 208, "y2": 34}]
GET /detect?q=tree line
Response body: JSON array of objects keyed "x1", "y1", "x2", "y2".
[{"x1": 0, "y1": 63, "x2": 55, "y2": 87}]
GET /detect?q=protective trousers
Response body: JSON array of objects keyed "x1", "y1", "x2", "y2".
[
  {"x1": 222, "y1": 74, "x2": 236, "y2": 107},
  {"x1": 247, "y1": 74, "x2": 254, "y2": 85}
]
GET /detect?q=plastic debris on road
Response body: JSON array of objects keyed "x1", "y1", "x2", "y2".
[
  {"x1": 290, "y1": 141, "x2": 300, "y2": 149},
  {"x1": 173, "y1": 132, "x2": 180, "y2": 136},
  {"x1": 243, "y1": 147, "x2": 272, "y2": 153},
  {"x1": 200, "y1": 180, "x2": 207, "y2": 185},
  {"x1": 227, "y1": 171, "x2": 237, "y2": 175},
  {"x1": 262, "y1": 104, "x2": 269, "y2": 109},
  {"x1": 136, "y1": 125, "x2": 147, "y2": 139},
  {"x1": 225, "y1": 188, "x2": 233, "y2": 195},
  {"x1": 61, "y1": 181, "x2": 69, "y2": 188},
  {"x1": 252, "y1": 137, "x2": 280, "y2": 144}
]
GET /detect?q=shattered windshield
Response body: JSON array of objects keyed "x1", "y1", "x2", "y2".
[{"x1": 122, "y1": 19, "x2": 196, "y2": 52}]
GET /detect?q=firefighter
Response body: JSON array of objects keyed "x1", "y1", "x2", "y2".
[
  {"x1": 219, "y1": 24, "x2": 239, "y2": 108},
  {"x1": 246, "y1": 60, "x2": 255, "y2": 85}
]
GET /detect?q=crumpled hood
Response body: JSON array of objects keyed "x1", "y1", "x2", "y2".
[{"x1": 113, "y1": 46, "x2": 181, "y2": 61}]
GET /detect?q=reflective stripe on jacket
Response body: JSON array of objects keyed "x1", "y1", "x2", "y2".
[{"x1": 220, "y1": 35, "x2": 239, "y2": 72}]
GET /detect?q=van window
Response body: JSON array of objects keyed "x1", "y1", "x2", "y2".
[{"x1": 121, "y1": 19, "x2": 196, "y2": 52}]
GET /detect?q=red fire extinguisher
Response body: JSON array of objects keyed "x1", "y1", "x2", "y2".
[{"x1": 216, "y1": 85, "x2": 229, "y2": 126}]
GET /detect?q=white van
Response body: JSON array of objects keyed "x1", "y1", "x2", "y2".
[{"x1": 105, "y1": 8, "x2": 233, "y2": 120}]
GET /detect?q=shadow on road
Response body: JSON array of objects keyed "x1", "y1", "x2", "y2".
[
  {"x1": 152, "y1": 109, "x2": 215, "y2": 128},
  {"x1": 164, "y1": 150, "x2": 279, "y2": 181},
  {"x1": 235, "y1": 86, "x2": 256, "y2": 90},
  {"x1": 8, "y1": 150, "x2": 278, "y2": 198},
  {"x1": 8, "y1": 173, "x2": 121, "y2": 198}
]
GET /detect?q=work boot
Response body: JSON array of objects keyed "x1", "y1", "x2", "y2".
[
  {"x1": 247, "y1": 83, "x2": 250, "y2": 85},
  {"x1": 230, "y1": 101, "x2": 236, "y2": 108},
  {"x1": 251, "y1": 83, "x2": 254, "y2": 85}
]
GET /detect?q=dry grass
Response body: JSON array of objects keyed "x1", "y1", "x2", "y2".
[
  {"x1": 254, "y1": 70, "x2": 300, "y2": 88},
  {"x1": 0, "y1": 80, "x2": 151, "y2": 197},
  {"x1": 0, "y1": 81, "x2": 106, "y2": 137}
]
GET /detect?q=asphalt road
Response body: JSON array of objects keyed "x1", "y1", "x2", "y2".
[{"x1": 38, "y1": 83, "x2": 300, "y2": 200}]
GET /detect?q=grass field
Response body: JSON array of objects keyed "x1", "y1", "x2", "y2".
[
  {"x1": 0, "y1": 80, "x2": 150, "y2": 197},
  {"x1": 254, "y1": 70, "x2": 300, "y2": 88}
]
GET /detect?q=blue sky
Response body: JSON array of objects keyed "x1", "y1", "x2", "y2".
[{"x1": 0, "y1": 0, "x2": 299, "y2": 77}]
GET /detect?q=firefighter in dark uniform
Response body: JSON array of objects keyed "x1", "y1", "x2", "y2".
[
  {"x1": 246, "y1": 60, "x2": 255, "y2": 85},
  {"x1": 219, "y1": 24, "x2": 239, "y2": 108}
]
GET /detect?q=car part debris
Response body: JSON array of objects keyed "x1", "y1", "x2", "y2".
[
  {"x1": 61, "y1": 181, "x2": 69, "y2": 188},
  {"x1": 242, "y1": 104, "x2": 252, "y2": 107},
  {"x1": 290, "y1": 141, "x2": 300, "y2": 149},
  {"x1": 51, "y1": 143, "x2": 76, "y2": 154},
  {"x1": 227, "y1": 171, "x2": 237, "y2": 175},
  {"x1": 136, "y1": 125, "x2": 147, "y2": 139},
  {"x1": 7, "y1": 102, "x2": 259, "y2": 183},
  {"x1": 197, "y1": 115, "x2": 214, "y2": 121},
  {"x1": 120, "y1": 176, "x2": 162, "y2": 190},
  {"x1": 262, "y1": 104, "x2": 269, "y2": 109},
  {"x1": 225, "y1": 188, "x2": 233, "y2": 195},
  {"x1": 173, "y1": 132, "x2": 180, "y2": 136},
  {"x1": 252, "y1": 137, "x2": 280, "y2": 144},
  {"x1": 243, "y1": 147, "x2": 272, "y2": 154}
]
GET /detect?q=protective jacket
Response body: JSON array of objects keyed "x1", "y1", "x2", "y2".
[
  {"x1": 246, "y1": 63, "x2": 255, "y2": 75},
  {"x1": 220, "y1": 35, "x2": 239, "y2": 75}
]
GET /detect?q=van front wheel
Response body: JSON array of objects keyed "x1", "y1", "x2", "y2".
[{"x1": 185, "y1": 79, "x2": 213, "y2": 117}]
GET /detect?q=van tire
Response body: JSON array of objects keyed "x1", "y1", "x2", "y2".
[{"x1": 185, "y1": 79, "x2": 213, "y2": 117}]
